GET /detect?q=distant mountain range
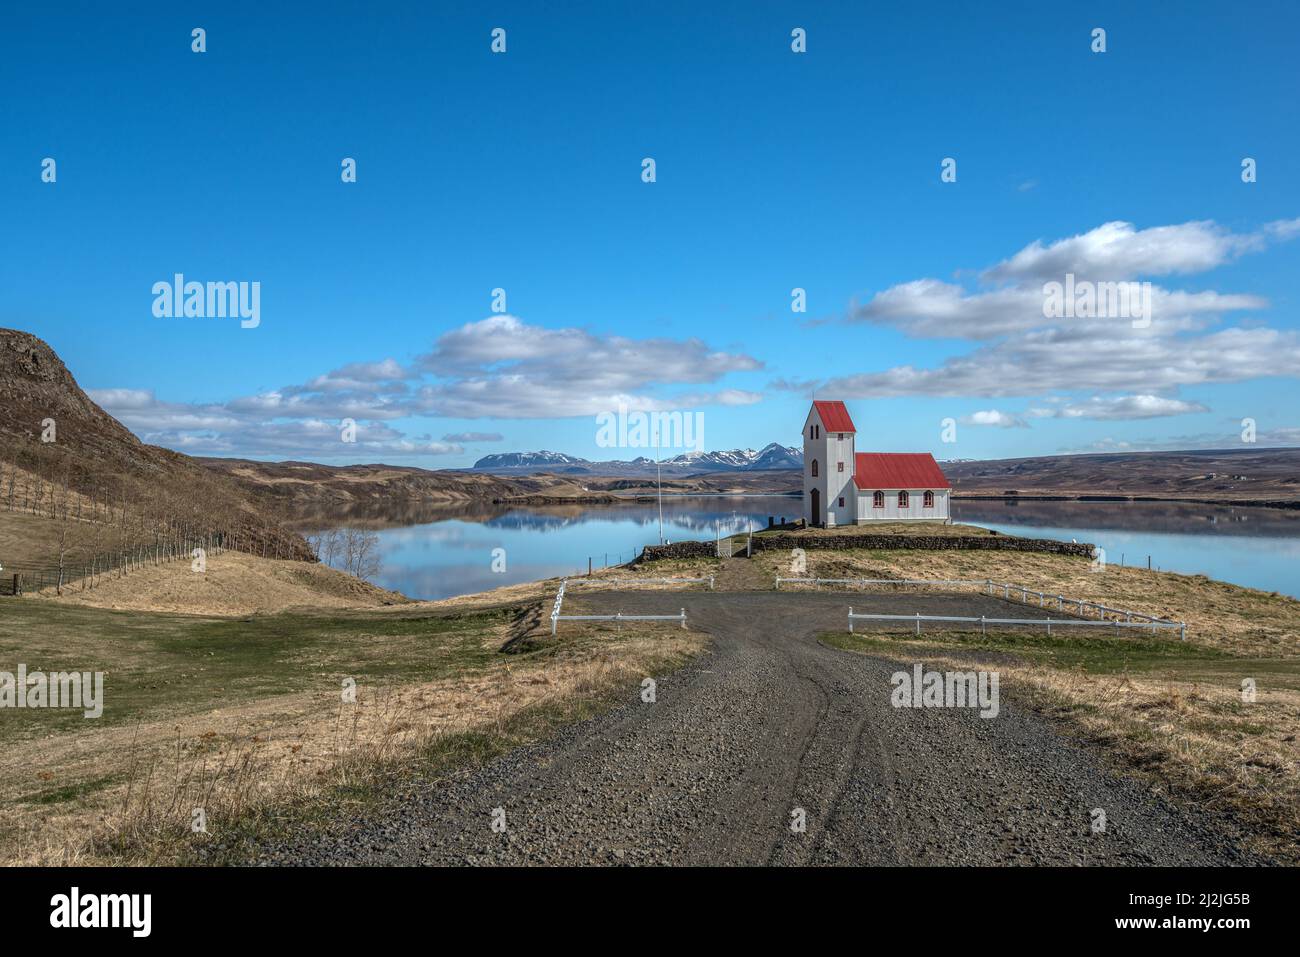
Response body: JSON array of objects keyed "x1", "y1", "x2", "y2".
[{"x1": 472, "y1": 443, "x2": 803, "y2": 476}]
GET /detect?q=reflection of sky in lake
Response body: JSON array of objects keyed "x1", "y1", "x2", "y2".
[
  {"x1": 952, "y1": 501, "x2": 1300, "y2": 599},
  {"x1": 352, "y1": 497, "x2": 1300, "y2": 601},
  {"x1": 369, "y1": 498, "x2": 788, "y2": 600}
]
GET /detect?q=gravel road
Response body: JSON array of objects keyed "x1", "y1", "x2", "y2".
[{"x1": 257, "y1": 591, "x2": 1261, "y2": 866}]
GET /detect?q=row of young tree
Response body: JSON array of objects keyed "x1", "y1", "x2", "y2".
[
  {"x1": 304, "y1": 527, "x2": 382, "y2": 580},
  {"x1": 0, "y1": 439, "x2": 324, "y2": 594}
]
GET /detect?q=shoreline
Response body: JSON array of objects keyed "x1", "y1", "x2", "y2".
[{"x1": 490, "y1": 491, "x2": 1300, "y2": 510}]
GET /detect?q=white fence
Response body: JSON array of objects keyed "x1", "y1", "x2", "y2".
[
  {"x1": 777, "y1": 576, "x2": 1185, "y2": 637},
  {"x1": 846, "y1": 608, "x2": 1187, "y2": 640},
  {"x1": 549, "y1": 578, "x2": 688, "y2": 635}
]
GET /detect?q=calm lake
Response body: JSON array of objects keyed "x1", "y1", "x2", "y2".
[
  {"x1": 346, "y1": 495, "x2": 1300, "y2": 601},
  {"x1": 950, "y1": 499, "x2": 1300, "y2": 599}
]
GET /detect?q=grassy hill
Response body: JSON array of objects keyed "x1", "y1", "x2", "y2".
[{"x1": 0, "y1": 328, "x2": 313, "y2": 565}]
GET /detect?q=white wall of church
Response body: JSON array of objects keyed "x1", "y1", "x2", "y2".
[
  {"x1": 855, "y1": 488, "x2": 949, "y2": 522},
  {"x1": 802, "y1": 410, "x2": 855, "y2": 526}
]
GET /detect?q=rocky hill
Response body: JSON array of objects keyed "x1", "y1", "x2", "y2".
[
  {"x1": 943, "y1": 447, "x2": 1300, "y2": 503},
  {"x1": 0, "y1": 328, "x2": 312, "y2": 558},
  {"x1": 198, "y1": 458, "x2": 538, "y2": 522}
]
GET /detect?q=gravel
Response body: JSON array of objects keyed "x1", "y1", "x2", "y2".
[{"x1": 255, "y1": 591, "x2": 1263, "y2": 866}]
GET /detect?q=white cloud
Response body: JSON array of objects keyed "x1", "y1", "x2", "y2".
[
  {"x1": 94, "y1": 316, "x2": 763, "y2": 458},
  {"x1": 676, "y1": 389, "x2": 764, "y2": 407},
  {"x1": 818, "y1": 325, "x2": 1300, "y2": 398},
  {"x1": 982, "y1": 219, "x2": 1290, "y2": 283},
  {"x1": 851, "y1": 278, "x2": 1266, "y2": 341},
  {"x1": 1050, "y1": 395, "x2": 1209, "y2": 420},
  {"x1": 814, "y1": 218, "x2": 1300, "y2": 401},
  {"x1": 961, "y1": 410, "x2": 1028, "y2": 428}
]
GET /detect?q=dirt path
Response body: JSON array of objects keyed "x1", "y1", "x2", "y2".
[{"x1": 258, "y1": 591, "x2": 1261, "y2": 866}]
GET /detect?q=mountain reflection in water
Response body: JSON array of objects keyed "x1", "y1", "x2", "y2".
[
  {"x1": 305, "y1": 495, "x2": 1299, "y2": 601},
  {"x1": 306, "y1": 496, "x2": 794, "y2": 601}
]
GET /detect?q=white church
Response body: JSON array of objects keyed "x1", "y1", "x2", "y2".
[{"x1": 802, "y1": 400, "x2": 951, "y2": 526}]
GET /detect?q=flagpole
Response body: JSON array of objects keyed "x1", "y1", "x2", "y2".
[{"x1": 655, "y1": 425, "x2": 664, "y2": 545}]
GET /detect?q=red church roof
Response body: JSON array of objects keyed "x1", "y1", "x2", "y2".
[
  {"x1": 853, "y1": 453, "x2": 951, "y2": 490},
  {"x1": 813, "y1": 400, "x2": 856, "y2": 433}
]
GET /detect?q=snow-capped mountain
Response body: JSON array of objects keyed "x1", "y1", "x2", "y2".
[
  {"x1": 749, "y1": 443, "x2": 804, "y2": 469},
  {"x1": 661, "y1": 443, "x2": 803, "y2": 471},
  {"x1": 471, "y1": 443, "x2": 802, "y2": 476},
  {"x1": 471, "y1": 450, "x2": 589, "y2": 470}
]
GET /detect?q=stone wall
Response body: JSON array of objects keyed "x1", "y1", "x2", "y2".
[
  {"x1": 637, "y1": 533, "x2": 1095, "y2": 563},
  {"x1": 635, "y1": 541, "x2": 718, "y2": 562}
]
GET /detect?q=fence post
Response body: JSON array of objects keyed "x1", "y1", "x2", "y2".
[
  {"x1": 980, "y1": 615, "x2": 986, "y2": 636},
  {"x1": 1046, "y1": 618, "x2": 1052, "y2": 636},
  {"x1": 915, "y1": 613, "x2": 921, "y2": 636},
  {"x1": 709, "y1": 576, "x2": 715, "y2": 591},
  {"x1": 1179, "y1": 622, "x2": 1186, "y2": 641},
  {"x1": 849, "y1": 607, "x2": 853, "y2": 633},
  {"x1": 774, "y1": 576, "x2": 780, "y2": 591},
  {"x1": 680, "y1": 608, "x2": 686, "y2": 630}
]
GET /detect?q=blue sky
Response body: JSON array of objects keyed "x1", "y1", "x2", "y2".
[{"x1": 3, "y1": 0, "x2": 1298, "y2": 467}]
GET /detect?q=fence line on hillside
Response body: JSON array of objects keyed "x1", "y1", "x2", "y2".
[
  {"x1": 0, "y1": 533, "x2": 231, "y2": 596},
  {"x1": 847, "y1": 608, "x2": 1187, "y2": 640},
  {"x1": 776, "y1": 576, "x2": 1183, "y2": 634}
]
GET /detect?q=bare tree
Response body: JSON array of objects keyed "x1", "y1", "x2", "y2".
[
  {"x1": 338, "y1": 528, "x2": 381, "y2": 579},
  {"x1": 320, "y1": 528, "x2": 342, "y2": 569}
]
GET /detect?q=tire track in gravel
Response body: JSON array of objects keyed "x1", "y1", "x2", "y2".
[{"x1": 256, "y1": 590, "x2": 1266, "y2": 866}]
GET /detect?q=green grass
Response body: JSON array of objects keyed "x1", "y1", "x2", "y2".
[
  {"x1": 19, "y1": 773, "x2": 122, "y2": 806},
  {"x1": 0, "y1": 598, "x2": 526, "y2": 740}
]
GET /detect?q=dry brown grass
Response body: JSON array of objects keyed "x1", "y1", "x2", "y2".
[
  {"x1": 30, "y1": 549, "x2": 406, "y2": 616},
  {"x1": 747, "y1": 546, "x2": 1299, "y2": 657},
  {"x1": 0, "y1": 614, "x2": 701, "y2": 865}
]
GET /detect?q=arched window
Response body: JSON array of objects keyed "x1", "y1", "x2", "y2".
[
  {"x1": 924, "y1": 490, "x2": 935, "y2": 508},
  {"x1": 898, "y1": 491, "x2": 910, "y2": 508},
  {"x1": 811, "y1": 459, "x2": 819, "y2": 477},
  {"x1": 873, "y1": 490, "x2": 884, "y2": 508}
]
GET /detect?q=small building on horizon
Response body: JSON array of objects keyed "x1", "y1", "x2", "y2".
[{"x1": 801, "y1": 400, "x2": 951, "y2": 526}]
